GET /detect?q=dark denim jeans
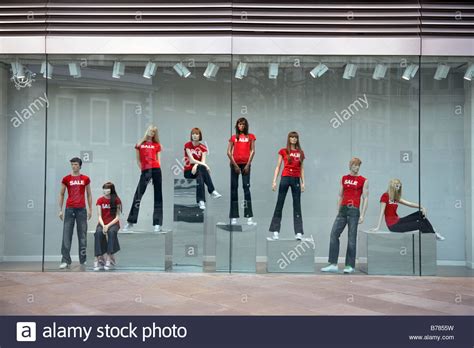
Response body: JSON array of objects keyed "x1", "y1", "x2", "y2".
[
  {"x1": 229, "y1": 163, "x2": 253, "y2": 218},
  {"x1": 61, "y1": 207, "x2": 87, "y2": 265},
  {"x1": 94, "y1": 223, "x2": 121, "y2": 256},
  {"x1": 388, "y1": 211, "x2": 435, "y2": 233},
  {"x1": 269, "y1": 176, "x2": 303, "y2": 235},
  {"x1": 328, "y1": 205, "x2": 360, "y2": 268},
  {"x1": 184, "y1": 165, "x2": 215, "y2": 203},
  {"x1": 127, "y1": 168, "x2": 163, "y2": 226}
]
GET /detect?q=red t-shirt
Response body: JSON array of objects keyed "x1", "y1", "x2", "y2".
[
  {"x1": 62, "y1": 174, "x2": 90, "y2": 208},
  {"x1": 135, "y1": 141, "x2": 161, "y2": 170},
  {"x1": 340, "y1": 174, "x2": 366, "y2": 208},
  {"x1": 279, "y1": 148, "x2": 304, "y2": 178},
  {"x1": 380, "y1": 192, "x2": 400, "y2": 226},
  {"x1": 229, "y1": 133, "x2": 256, "y2": 164},
  {"x1": 96, "y1": 196, "x2": 122, "y2": 225},
  {"x1": 184, "y1": 141, "x2": 208, "y2": 171}
]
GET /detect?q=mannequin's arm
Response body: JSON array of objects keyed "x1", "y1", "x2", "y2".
[
  {"x1": 97, "y1": 205, "x2": 104, "y2": 227},
  {"x1": 300, "y1": 162, "x2": 305, "y2": 192},
  {"x1": 58, "y1": 183, "x2": 66, "y2": 220},
  {"x1": 272, "y1": 155, "x2": 283, "y2": 191},
  {"x1": 227, "y1": 142, "x2": 238, "y2": 167},
  {"x1": 186, "y1": 148, "x2": 207, "y2": 166},
  {"x1": 247, "y1": 139, "x2": 256, "y2": 165},
  {"x1": 399, "y1": 198, "x2": 427, "y2": 215},
  {"x1": 336, "y1": 182, "x2": 343, "y2": 212},
  {"x1": 370, "y1": 202, "x2": 386, "y2": 231},
  {"x1": 359, "y1": 179, "x2": 369, "y2": 223},
  {"x1": 86, "y1": 184, "x2": 92, "y2": 220},
  {"x1": 135, "y1": 148, "x2": 141, "y2": 170}
]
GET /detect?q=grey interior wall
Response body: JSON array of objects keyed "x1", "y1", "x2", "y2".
[
  {"x1": 421, "y1": 69, "x2": 467, "y2": 263},
  {"x1": 3, "y1": 67, "x2": 46, "y2": 260},
  {"x1": 465, "y1": 84, "x2": 473, "y2": 268},
  {"x1": 0, "y1": 68, "x2": 7, "y2": 260}
]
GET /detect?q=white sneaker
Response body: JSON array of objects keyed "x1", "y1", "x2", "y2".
[
  {"x1": 230, "y1": 218, "x2": 237, "y2": 225},
  {"x1": 109, "y1": 254, "x2": 116, "y2": 266},
  {"x1": 59, "y1": 262, "x2": 70, "y2": 269},
  {"x1": 321, "y1": 264, "x2": 339, "y2": 273},
  {"x1": 123, "y1": 223, "x2": 134, "y2": 232},
  {"x1": 153, "y1": 225, "x2": 162, "y2": 232},
  {"x1": 296, "y1": 233, "x2": 303, "y2": 240},
  {"x1": 211, "y1": 191, "x2": 222, "y2": 199},
  {"x1": 198, "y1": 201, "x2": 206, "y2": 210},
  {"x1": 247, "y1": 217, "x2": 256, "y2": 225},
  {"x1": 343, "y1": 266, "x2": 355, "y2": 274},
  {"x1": 271, "y1": 231, "x2": 279, "y2": 240},
  {"x1": 104, "y1": 261, "x2": 112, "y2": 271},
  {"x1": 435, "y1": 232, "x2": 445, "y2": 241},
  {"x1": 93, "y1": 261, "x2": 101, "y2": 271}
]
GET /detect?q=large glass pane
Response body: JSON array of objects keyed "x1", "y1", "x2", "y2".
[
  {"x1": 43, "y1": 55, "x2": 231, "y2": 272},
  {"x1": 0, "y1": 55, "x2": 47, "y2": 271},
  {"x1": 421, "y1": 56, "x2": 474, "y2": 276}
]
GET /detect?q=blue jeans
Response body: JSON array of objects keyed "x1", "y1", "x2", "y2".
[
  {"x1": 328, "y1": 205, "x2": 360, "y2": 268},
  {"x1": 269, "y1": 176, "x2": 303, "y2": 235},
  {"x1": 61, "y1": 207, "x2": 87, "y2": 265},
  {"x1": 229, "y1": 164, "x2": 253, "y2": 218},
  {"x1": 94, "y1": 223, "x2": 120, "y2": 256},
  {"x1": 184, "y1": 165, "x2": 215, "y2": 203}
]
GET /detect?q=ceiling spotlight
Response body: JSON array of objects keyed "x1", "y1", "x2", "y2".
[
  {"x1": 11, "y1": 61, "x2": 25, "y2": 79},
  {"x1": 402, "y1": 64, "x2": 419, "y2": 81},
  {"x1": 112, "y1": 61, "x2": 125, "y2": 79},
  {"x1": 68, "y1": 62, "x2": 81, "y2": 78},
  {"x1": 268, "y1": 63, "x2": 279, "y2": 79},
  {"x1": 40, "y1": 61, "x2": 53, "y2": 79},
  {"x1": 434, "y1": 63, "x2": 450, "y2": 80},
  {"x1": 143, "y1": 61, "x2": 158, "y2": 79},
  {"x1": 372, "y1": 64, "x2": 388, "y2": 80},
  {"x1": 343, "y1": 63, "x2": 357, "y2": 80},
  {"x1": 235, "y1": 62, "x2": 249, "y2": 79},
  {"x1": 463, "y1": 63, "x2": 474, "y2": 81},
  {"x1": 203, "y1": 62, "x2": 220, "y2": 79},
  {"x1": 310, "y1": 63, "x2": 328, "y2": 78},
  {"x1": 173, "y1": 62, "x2": 191, "y2": 78}
]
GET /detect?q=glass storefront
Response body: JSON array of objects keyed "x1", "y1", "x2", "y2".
[{"x1": 0, "y1": 53, "x2": 472, "y2": 275}]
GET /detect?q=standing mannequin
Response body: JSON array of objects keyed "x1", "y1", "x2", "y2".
[
  {"x1": 58, "y1": 157, "x2": 92, "y2": 269},
  {"x1": 370, "y1": 178, "x2": 445, "y2": 240},
  {"x1": 321, "y1": 158, "x2": 369, "y2": 274},
  {"x1": 94, "y1": 182, "x2": 122, "y2": 271},
  {"x1": 269, "y1": 131, "x2": 305, "y2": 240},
  {"x1": 184, "y1": 127, "x2": 222, "y2": 210},
  {"x1": 124, "y1": 125, "x2": 163, "y2": 233},
  {"x1": 227, "y1": 117, "x2": 256, "y2": 225}
]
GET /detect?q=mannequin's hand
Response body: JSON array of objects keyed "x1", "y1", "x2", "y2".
[
  {"x1": 205, "y1": 164, "x2": 210, "y2": 172},
  {"x1": 58, "y1": 211, "x2": 63, "y2": 221},
  {"x1": 369, "y1": 227, "x2": 379, "y2": 232},
  {"x1": 87, "y1": 209, "x2": 92, "y2": 220},
  {"x1": 191, "y1": 164, "x2": 198, "y2": 175},
  {"x1": 272, "y1": 181, "x2": 277, "y2": 191},
  {"x1": 421, "y1": 207, "x2": 427, "y2": 217},
  {"x1": 103, "y1": 224, "x2": 109, "y2": 233},
  {"x1": 233, "y1": 165, "x2": 241, "y2": 174},
  {"x1": 242, "y1": 165, "x2": 250, "y2": 175},
  {"x1": 358, "y1": 216, "x2": 364, "y2": 224},
  {"x1": 301, "y1": 183, "x2": 305, "y2": 192}
]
